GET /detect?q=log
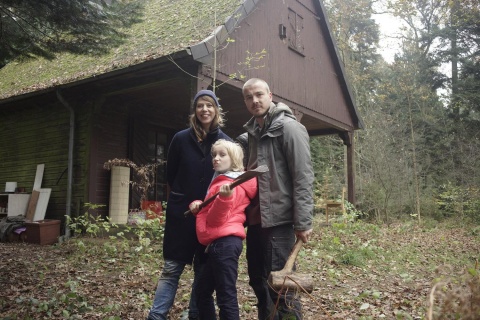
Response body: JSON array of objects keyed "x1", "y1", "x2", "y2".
[
  {"x1": 268, "y1": 272, "x2": 314, "y2": 293},
  {"x1": 267, "y1": 239, "x2": 314, "y2": 293}
]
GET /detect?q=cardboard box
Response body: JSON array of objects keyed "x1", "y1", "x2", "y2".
[{"x1": 25, "y1": 219, "x2": 60, "y2": 245}]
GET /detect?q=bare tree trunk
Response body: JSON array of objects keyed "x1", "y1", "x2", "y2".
[
  {"x1": 449, "y1": 0, "x2": 460, "y2": 120},
  {"x1": 406, "y1": 94, "x2": 421, "y2": 223}
]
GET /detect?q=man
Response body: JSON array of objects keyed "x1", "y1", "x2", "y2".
[{"x1": 241, "y1": 78, "x2": 314, "y2": 319}]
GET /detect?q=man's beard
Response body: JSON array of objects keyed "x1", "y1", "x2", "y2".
[{"x1": 253, "y1": 107, "x2": 269, "y2": 118}]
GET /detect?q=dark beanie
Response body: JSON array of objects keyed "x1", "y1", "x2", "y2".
[{"x1": 193, "y1": 90, "x2": 220, "y2": 108}]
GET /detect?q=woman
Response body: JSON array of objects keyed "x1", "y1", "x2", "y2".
[{"x1": 147, "y1": 90, "x2": 231, "y2": 320}]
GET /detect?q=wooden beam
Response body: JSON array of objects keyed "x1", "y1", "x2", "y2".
[
  {"x1": 292, "y1": 108, "x2": 304, "y2": 122},
  {"x1": 345, "y1": 131, "x2": 355, "y2": 205}
]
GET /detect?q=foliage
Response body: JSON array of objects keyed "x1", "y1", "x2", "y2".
[
  {"x1": 344, "y1": 200, "x2": 368, "y2": 222},
  {"x1": 432, "y1": 0, "x2": 480, "y2": 118},
  {"x1": 316, "y1": 220, "x2": 381, "y2": 267},
  {"x1": 224, "y1": 49, "x2": 267, "y2": 84},
  {"x1": 12, "y1": 280, "x2": 96, "y2": 318},
  {"x1": 67, "y1": 203, "x2": 111, "y2": 237},
  {"x1": 434, "y1": 183, "x2": 480, "y2": 222},
  {"x1": 104, "y1": 158, "x2": 164, "y2": 202},
  {"x1": 0, "y1": 0, "x2": 144, "y2": 67},
  {"x1": 322, "y1": 0, "x2": 480, "y2": 224},
  {"x1": 1, "y1": 215, "x2": 479, "y2": 319},
  {"x1": 67, "y1": 203, "x2": 165, "y2": 242},
  {"x1": 324, "y1": 0, "x2": 381, "y2": 90},
  {"x1": 310, "y1": 136, "x2": 345, "y2": 193},
  {"x1": 427, "y1": 268, "x2": 480, "y2": 319},
  {"x1": 381, "y1": 0, "x2": 480, "y2": 209}
]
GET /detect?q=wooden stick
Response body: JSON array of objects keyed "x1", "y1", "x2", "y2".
[{"x1": 184, "y1": 165, "x2": 268, "y2": 216}]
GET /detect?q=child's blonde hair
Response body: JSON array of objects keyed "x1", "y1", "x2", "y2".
[{"x1": 211, "y1": 139, "x2": 244, "y2": 172}]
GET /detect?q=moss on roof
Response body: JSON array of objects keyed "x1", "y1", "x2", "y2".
[{"x1": 0, "y1": 0, "x2": 243, "y2": 100}]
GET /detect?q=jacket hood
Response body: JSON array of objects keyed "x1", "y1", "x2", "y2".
[
  {"x1": 208, "y1": 170, "x2": 243, "y2": 189},
  {"x1": 263, "y1": 102, "x2": 296, "y2": 130},
  {"x1": 222, "y1": 171, "x2": 243, "y2": 179},
  {"x1": 207, "y1": 173, "x2": 257, "y2": 203},
  {"x1": 243, "y1": 102, "x2": 296, "y2": 132},
  {"x1": 269, "y1": 102, "x2": 293, "y2": 117}
]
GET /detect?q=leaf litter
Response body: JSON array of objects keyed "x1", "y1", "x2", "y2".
[{"x1": 0, "y1": 216, "x2": 478, "y2": 319}]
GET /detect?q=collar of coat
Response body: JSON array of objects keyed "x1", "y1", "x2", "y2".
[{"x1": 211, "y1": 170, "x2": 243, "y2": 181}]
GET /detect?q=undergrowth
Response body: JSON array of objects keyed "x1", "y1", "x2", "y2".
[
  {"x1": 1, "y1": 210, "x2": 478, "y2": 319},
  {"x1": 427, "y1": 267, "x2": 480, "y2": 319}
]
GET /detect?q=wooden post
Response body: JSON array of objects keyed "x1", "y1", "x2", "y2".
[{"x1": 339, "y1": 131, "x2": 355, "y2": 206}]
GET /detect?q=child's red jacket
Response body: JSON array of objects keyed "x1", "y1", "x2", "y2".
[{"x1": 194, "y1": 172, "x2": 257, "y2": 246}]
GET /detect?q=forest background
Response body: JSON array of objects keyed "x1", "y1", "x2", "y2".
[{"x1": 316, "y1": 0, "x2": 480, "y2": 225}]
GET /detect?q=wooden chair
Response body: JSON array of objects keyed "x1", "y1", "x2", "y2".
[{"x1": 325, "y1": 186, "x2": 346, "y2": 224}]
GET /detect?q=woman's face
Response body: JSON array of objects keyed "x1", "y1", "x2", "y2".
[
  {"x1": 195, "y1": 97, "x2": 217, "y2": 130},
  {"x1": 212, "y1": 145, "x2": 232, "y2": 173}
]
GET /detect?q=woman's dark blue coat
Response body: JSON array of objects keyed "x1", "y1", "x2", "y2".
[{"x1": 163, "y1": 127, "x2": 231, "y2": 264}]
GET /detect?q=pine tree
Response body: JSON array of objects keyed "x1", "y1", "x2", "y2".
[{"x1": 0, "y1": 0, "x2": 143, "y2": 67}]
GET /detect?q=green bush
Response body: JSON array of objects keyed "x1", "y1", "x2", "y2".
[{"x1": 435, "y1": 183, "x2": 480, "y2": 222}]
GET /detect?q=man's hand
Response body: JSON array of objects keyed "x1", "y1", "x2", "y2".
[
  {"x1": 219, "y1": 184, "x2": 233, "y2": 197},
  {"x1": 189, "y1": 200, "x2": 203, "y2": 215},
  {"x1": 295, "y1": 228, "x2": 313, "y2": 243}
]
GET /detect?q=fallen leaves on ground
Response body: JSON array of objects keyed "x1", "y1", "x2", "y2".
[{"x1": 0, "y1": 217, "x2": 479, "y2": 319}]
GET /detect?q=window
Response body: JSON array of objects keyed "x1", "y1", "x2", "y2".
[
  {"x1": 288, "y1": 8, "x2": 305, "y2": 55},
  {"x1": 146, "y1": 130, "x2": 168, "y2": 203}
]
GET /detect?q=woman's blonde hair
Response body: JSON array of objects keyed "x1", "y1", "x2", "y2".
[
  {"x1": 211, "y1": 139, "x2": 244, "y2": 172},
  {"x1": 189, "y1": 95, "x2": 225, "y2": 142}
]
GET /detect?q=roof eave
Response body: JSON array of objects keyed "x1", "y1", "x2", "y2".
[
  {"x1": 0, "y1": 49, "x2": 192, "y2": 106},
  {"x1": 190, "y1": 0, "x2": 259, "y2": 63},
  {"x1": 313, "y1": 0, "x2": 364, "y2": 130}
]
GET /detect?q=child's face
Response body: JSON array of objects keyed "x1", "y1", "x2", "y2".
[{"x1": 212, "y1": 145, "x2": 232, "y2": 173}]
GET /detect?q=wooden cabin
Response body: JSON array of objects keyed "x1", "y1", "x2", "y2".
[{"x1": 0, "y1": 0, "x2": 362, "y2": 233}]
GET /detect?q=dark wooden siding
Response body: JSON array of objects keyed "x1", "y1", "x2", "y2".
[
  {"x1": 0, "y1": 98, "x2": 89, "y2": 227},
  {"x1": 214, "y1": 0, "x2": 354, "y2": 130},
  {"x1": 75, "y1": 101, "x2": 93, "y2": 210},
  {"x1": 89, "y1": 101, "x2": 130, "y2": 218},
  {"x1": 87, "y1": 73, "x2": 195, "y2": 217},
  {"x1": 131, "y1": 115, "x2": 151, "y2": 209}
]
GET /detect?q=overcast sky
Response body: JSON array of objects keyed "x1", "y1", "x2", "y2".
[{"x1": 373, "y1": 11, "x2": 403, "y2": 63}]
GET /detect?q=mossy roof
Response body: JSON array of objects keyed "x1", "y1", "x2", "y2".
[{"x1": 0, "y1": 0, "x2": 244, "y2": 100}]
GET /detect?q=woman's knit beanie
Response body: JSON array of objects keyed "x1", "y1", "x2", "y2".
[{"x1": 193, "y1": 90, "x2": 220, "y2": 108}]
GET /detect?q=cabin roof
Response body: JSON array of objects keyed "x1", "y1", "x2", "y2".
[
  {"x1": 0, "y1": 0, "x2": 363, "y2": 130},
  {"x1": 0, "y1": 0, "x2": 244, "y2": 100}
]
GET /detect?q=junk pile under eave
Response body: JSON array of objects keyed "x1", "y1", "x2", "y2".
[{"x1": 0, "y1": 164, "x2": 59, "y2": 245}]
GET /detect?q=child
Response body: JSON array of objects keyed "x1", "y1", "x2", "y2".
[{"x1": 189, "y1": 139, "x2": 257, "y2": 320}]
